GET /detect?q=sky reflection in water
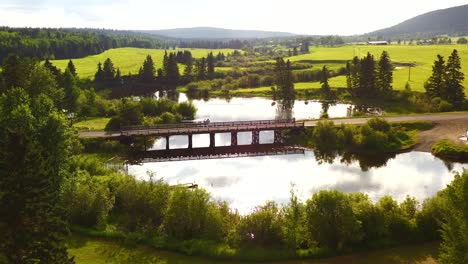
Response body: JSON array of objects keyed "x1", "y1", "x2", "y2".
[{"x1": 128, "y1": 151, "x2": 467, "y2": 214}]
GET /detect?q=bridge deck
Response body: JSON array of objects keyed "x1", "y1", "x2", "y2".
[
  {"x1": 128, "y1": 144, "x2": 305, "y2": 163},
  {"x1": 120, "y1": 119, "x2": 304, "y2": 137}
]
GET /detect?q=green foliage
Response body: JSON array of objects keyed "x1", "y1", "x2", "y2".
[
  {"x1": 432, "y1": 139, "x2": 468, "y2": 162},
  {"x1": 439, "y1": 171, "x2": 468, "y2": 264},
  {"x1": 114, "y1": 174, "x2": 170, "y2": 235},
  {"x1": 64, "y1": 171, "x2": 115, "y2": 228},
  {"x1": 274, "y1": 58, "x2": 295, "y2": 101},
  {"x1": 425, "y1": 50, "x2": 465, "y2": 110},
  {"x1": 0, "y1": 87, "x2": 74, "y2": 263},
  {"x1": 305, "y1": 190, "x2": 362, "y2": 252},
  {"x1": 173, "y1": 101, "x2": 197, "y2": 120},
  {"x1": 163, "y1": 188, "x2": 223, "y2": 241},
  {"x1": 237, "y1": 201, "x2": 285, "y2": 247},
  {"x1": 138, "y1": 55, "x2": 156, "y2": 83}
]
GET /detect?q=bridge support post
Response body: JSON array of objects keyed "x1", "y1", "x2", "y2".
[
  {"x1": 209, "y1": 133, "x2": 216, "y2": 148},
  {"x1": 165, "y1": 136, "x2": 170, "y2": 150},
  {"x1": 252, "y1": 130, "x2": 260, "y2": 145},
  {"x1": 188, "y1": 134, "x2": 193, "y2": 149},
  {"x1": 274, "y1": 130, "x2": 283, "y2": 144},
  {"x1": 231, "y1": 132, "x2": 238, "y2": 146}
]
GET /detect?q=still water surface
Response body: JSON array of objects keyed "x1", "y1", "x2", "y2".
[
  {"x1": 128, "y1": 151, "x2": 467, "y2": 214},
  {"x1": 128, "y1": 94, "x2": 467, "y2": 214}
]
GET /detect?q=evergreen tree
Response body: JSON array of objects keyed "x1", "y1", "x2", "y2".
[
  {"x1": 94, "y1": 62, "x2": 104, "y2": 82},
  {"x1": 0, "y1": 86, "x2": 74, "y2": 263},
  {"x1": 274, "y1": 58, "x2": 295, "y2": 102},
  {"x1": 67, "y1": 59, "x2": 77, "y2": 77},
  {"x1": 44, "y1": 59, "x2": 62, "y2": 81},
  {"x1": 345, "y1": 61, "x2": 352, "y2": 90},
  {"x1": 163, "y1": 50, "x2": 169, "y2": 76},
  {"x1": 207, "y1": 52, "x2": 215, "y2": 79},
  {"x1": 320, "y1": 66, "x2": 332, "y2": 100},
  {"x1": 358, "y1": 53, "x2": 377, "y2": 98},
  {"x1": 196, "y1": 58, "x2": 207, "y2": 80},
  {"x1": 1, "y1": 54, "x2": 27, "y2": 91},
  {"x1": 444, "y1": 49, "x2": 465, "y2": 109},
  {"x1": 376, "y1": 51, "x2": 393, "y2": 96},
  {"x1": 293, "y1": 47, "x2": 298, "y2": 56},
  {"x1": 425, "y1": 55, "x2": 446, "y2": 99},
  {"x1": 102, "y1": 58, "x2": 116, "y2": 82},
  {"x1": 62, "y1": 68, "x2": 80, "y2": 112},
  {"x1": 139, "y1": 55, "x2": 156, "y2": 83},
  {"x1": 183, "y1": 60, "x2": 193, "y2": 82},
  {"x1": 350, "y1": 56, "x2": 361, "y2": 91},
  {"x1": 166, "y1": 53, "x2": 180, "y2": 87}
]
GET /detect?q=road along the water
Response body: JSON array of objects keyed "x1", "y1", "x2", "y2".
[{"x1": 78, "y1": 112, "x2": 468, "y2": 150}]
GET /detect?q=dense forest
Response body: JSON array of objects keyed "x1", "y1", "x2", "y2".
[{"x1": 0, "y1": 27, "x2": 170, "y2": 62}]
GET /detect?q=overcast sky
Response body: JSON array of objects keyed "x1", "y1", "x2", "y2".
[{"x1": 0, "y1": 0, "x2": 467, "y2": 35}]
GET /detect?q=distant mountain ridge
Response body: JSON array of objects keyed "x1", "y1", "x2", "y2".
[
  {"x1": 136, "y1": 27, "x2": 296, "y2": 39},
  {"x1": 366, "y1": 4, "x2": 468, "y2": 39}
]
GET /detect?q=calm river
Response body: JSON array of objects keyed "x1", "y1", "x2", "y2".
[{"x1": 128, "y1": 94, "x2": 468, "y2": 214}]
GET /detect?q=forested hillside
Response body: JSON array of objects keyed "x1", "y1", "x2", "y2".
[
  {"x1": 0, "y1": 27, "x2": 169, "y2": 62},
  {"x1": 366, "y1": 4, "x2": 468, "y2": 39}
]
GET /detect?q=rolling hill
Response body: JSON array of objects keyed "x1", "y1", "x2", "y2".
[
  {"x1": 366, "y1": 4, "x2": 468, "y2": 39},
  {"x1": 137, "y1": 27, "x2": 296, "y2": 39}
]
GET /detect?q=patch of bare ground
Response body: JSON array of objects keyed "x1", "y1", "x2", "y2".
[{"x1": 414, "y1": 118, "x2": 468, "y2": 152}]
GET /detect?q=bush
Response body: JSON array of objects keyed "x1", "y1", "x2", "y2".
[
  {"x1": 105, "y1": 116, "x2": 122, "y2": 131},
  {"x1": 173, "y1": 101, "x2": 197, "y2": 120},
  {"x1": 305, "y1": 190, "x2": 362, "y2": 252},
  {"x1": 114, "y1": 175, "x2": 170, "y2": 235},
  {"x1": 237, "y1": 201, "x2": 285, "y2": 247},
  {"x1": 162, "y1": 188, "x2": 224, "y2": 241}
]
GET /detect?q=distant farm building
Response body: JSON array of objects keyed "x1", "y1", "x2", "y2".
[{"x1": 367, "y1": 41, "x2": 389, "y2": 45}]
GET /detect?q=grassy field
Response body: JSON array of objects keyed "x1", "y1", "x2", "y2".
[
  {"x1": 74, "y1": 117, "x2": 110, "y2": 131},
  {"x1": 287, "y1": 45, "x2": 468, "y2": 93},
  {"x1": 68, "y1": 235, "x2": 439, "y2": 264},
  {"x1": 51, "y1": 47, "x2": 237, "y2": 79}
]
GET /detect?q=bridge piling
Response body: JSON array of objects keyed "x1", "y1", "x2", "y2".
[
  {"x1": 274, "y1": 130, "x2": 283, "y2": 144},
  {"x1": 209, "y1": 133, "x2": 216, "y2": 148},
  {"x1": 188, "y1": 134, "x2": 193, "y2": 149},
  {"x1": 166, "y1": 136, "x2": 170, "y2": 150},
  {"x1": 252, "y1": 130, "x2": 260, "y2": 145},
  {"x1": 231, "y1": 132, "x2": 238, "y2": 146}
]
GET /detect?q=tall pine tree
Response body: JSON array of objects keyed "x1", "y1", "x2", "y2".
[
  {"x1": 207, "y1": 52, "x2": 215, "y2": 80},
  {"x1": 445, "y1": 49, "x2": 465, "y2": 109},
  {"x1": 425, "y1": 55, "x2": 446, "y2": 99},
  {"x1": 139, "y1": 55, "x2": 156, "y2": 83},
  {"x1": 376, "y1": 51, "x2": 393, "y2": 96}
]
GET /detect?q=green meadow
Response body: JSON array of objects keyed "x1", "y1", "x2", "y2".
[
  {"x1": 68, "y1": 236, "x2": 439, "y2": 264},
  {"x1": 287, "y1": 45, "x2": 468, "y2": 93},
  {"x1": 50, "y1": 47, "x2": 237, "y2": 79}
]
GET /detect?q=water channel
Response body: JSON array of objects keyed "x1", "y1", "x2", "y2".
[{"x1": 127, "y1": 93, "x2": 468, "y2": 214}]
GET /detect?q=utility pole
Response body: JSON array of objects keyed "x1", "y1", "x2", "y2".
[{"x1": 408, "y1": 66, "x2": 411, "y2": 81}]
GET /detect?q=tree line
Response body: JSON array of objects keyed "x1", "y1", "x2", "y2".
[
  {"x1": 346, "y1": 51, "x2": 393, "y2": 98},
  {"x1": 0, "y1": 27, "x2": 167, "y2": 62}
]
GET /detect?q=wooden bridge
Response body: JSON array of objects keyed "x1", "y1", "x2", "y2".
[
  {"x1": 121, "y1": 119, "x2": 304, "y2": 149},
  {"x1": 128, "y1": 144, "x2": 306, "y2": 163}
]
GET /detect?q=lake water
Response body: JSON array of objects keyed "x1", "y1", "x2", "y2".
[
  {"x1": 125, "y1": 94, "x2": 468, "y2": 214},
  {"x1": 128, "y1": 151, "x2": 467, "y2": 214}
]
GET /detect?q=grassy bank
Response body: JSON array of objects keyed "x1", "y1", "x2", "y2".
[
  {"x1": 74, "y1": 117, "x2": 111, "y2": 131},
  {"x1": 68, "y1": 235, "x2": 439, "y2": 264},
  {"x1": 432, "y1": 139, "x2": 468, "y2": 162}
]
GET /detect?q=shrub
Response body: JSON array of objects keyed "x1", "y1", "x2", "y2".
[
  {"x1": 173, "y1": 101, "x2": 197, "y2": 120},
  {"x1": 237, "y1": 201, "x2": 285, "y2": 247},
  {"x1": 305, "y1": 190, "x2": 362, "y2": 252},
  {"x1": 163, "y1": 188, "x2": 224, "y2": 241},
  {"x1": 114, "y1": 175, "x2": 170, "y2": 234},
  {"x1": 64, "y1": 171, "x2": 115, "y2": 228}
]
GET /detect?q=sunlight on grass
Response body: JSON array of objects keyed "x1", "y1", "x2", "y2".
[{"x1": 74, "y1": 118, "x2": 110, "y2": 131}]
